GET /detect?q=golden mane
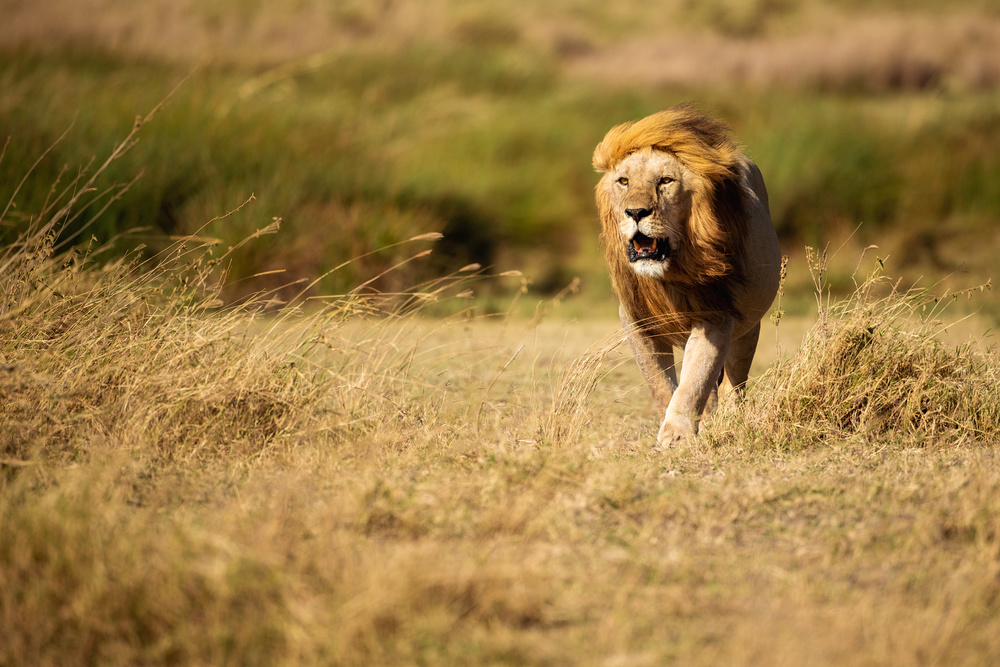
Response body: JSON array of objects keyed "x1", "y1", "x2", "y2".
[
  {"x1": 593, "y1": 105, "x2": 752, "y2": 327},
  {"x1": 593, "y1": 105, "x2": 740, "y2": 180}
]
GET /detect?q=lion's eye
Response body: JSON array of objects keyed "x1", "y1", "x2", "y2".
[
  {"x1": 617, "y1": 177, "x2": 629, "y2": 186},
  {"x1": 658, "y1": 176, "x2": 675, "y2": 186}
]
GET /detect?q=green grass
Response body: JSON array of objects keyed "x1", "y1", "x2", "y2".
[{"x1": 3, "y1": 34, "x2": 1000, "y2": 303}]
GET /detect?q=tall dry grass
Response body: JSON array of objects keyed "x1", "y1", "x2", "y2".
[
  {"x1": 0, "y1": 108, "x2": 493, "y2": 471},
  {"x1": 708, "y1": 248, "x2": 999, "y2": 449},
  {"x1": 1, "y1": 117, "x2": 312, "y2": 468},
  {"x1": 0, "y1": 117, "x2": 525, "y2": 664}
]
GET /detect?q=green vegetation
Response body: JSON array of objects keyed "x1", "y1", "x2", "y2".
[{"x1": 2, "y1": 1, "x2": 1000, "y2": 302}]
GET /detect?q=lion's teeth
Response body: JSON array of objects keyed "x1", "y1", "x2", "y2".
[{"x1": 632, "y1": 236, "x2": 661, "y2": 255}]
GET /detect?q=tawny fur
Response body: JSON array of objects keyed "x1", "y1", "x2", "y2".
[{"x1": 593, "y1": 105, "x2": 781, "y2": 446}]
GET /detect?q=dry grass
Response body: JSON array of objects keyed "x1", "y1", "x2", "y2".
[
  {"x1": 0, "y1": 123, "x2": 320, "y2": 469},
  {"x1": 568, "y1": 11, "x2": 1000, "y2": 92},
  {"x1": 3, "y1": 146, "x2": 1000, "y2": 665},
  {"x1": 4, "y1": 0, "x2": 1000, "y2": 91},
  {"x1": 709, "y1": 248, "x2": 1000, "y2": 450}
]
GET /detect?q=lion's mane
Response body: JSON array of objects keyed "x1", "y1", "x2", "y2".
[{"x1": 593, "y1": 105, "x2": 752, "y2": 337}]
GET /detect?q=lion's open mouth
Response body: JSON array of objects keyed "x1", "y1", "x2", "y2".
[{"x1": 627, "y1": 231, "x2": 670, "y2": 263}]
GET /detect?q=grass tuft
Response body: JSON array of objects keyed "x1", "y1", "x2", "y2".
[{"x1": 710, "y1": 262, "x2": 999, "y2": 449}]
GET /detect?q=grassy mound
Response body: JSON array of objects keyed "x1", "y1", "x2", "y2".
[{"x1": 709, "y1": 253, "x2": 999, "y2": 448}]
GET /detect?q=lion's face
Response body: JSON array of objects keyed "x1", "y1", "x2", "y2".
[{"x1": 603, "y1": 147, "x2": 694, "y2": 280}]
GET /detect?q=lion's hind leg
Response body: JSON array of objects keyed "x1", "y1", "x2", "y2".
[
  {"x1": 720, "y1": 321, "x2": 761, "y2": 403},
  {"x1": 702, "y1": 369, "x2": 723, "y2": 416}
]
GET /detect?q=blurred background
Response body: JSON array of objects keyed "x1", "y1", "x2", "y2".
[{"x1": 2, "y1": 0, "x2": 998, "y2": 315}]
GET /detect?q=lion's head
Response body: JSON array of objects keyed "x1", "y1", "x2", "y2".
[{"x1": 593, "y1": 105, "x2": 749, "y2": 300}]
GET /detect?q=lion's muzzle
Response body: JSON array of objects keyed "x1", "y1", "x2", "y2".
[{"x1": 627, "y1": 231, "x2": 670, "y2": 263}]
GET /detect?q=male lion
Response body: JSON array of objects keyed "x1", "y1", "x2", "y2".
[{"x1": 593, "y1": 105, "x2": 781, "y2": 447}]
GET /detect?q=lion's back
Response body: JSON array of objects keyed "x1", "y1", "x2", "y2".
[{"x1": 731, "y1": 155, "x2": 782, "y2": 336}]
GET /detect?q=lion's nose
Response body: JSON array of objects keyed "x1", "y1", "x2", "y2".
[{"x1": 625, "y1": 207, "x2": 652, "y2": 222}]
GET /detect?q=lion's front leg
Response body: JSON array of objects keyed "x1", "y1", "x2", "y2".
[
  {"x1": 620, "y1": 304, "x2": 678, "y2": 413},
  {"x1": 656, "y1": 319, "x2": 733, "y2": 448}
]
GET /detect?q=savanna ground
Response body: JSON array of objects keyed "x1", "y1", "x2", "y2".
[{"x1": 3, "y1": 1, "x2": 1000, "y2": 665}]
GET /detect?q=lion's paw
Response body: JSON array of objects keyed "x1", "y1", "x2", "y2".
[{"x1": 655, "y1": 415, "x2": 695, "y2": 450}]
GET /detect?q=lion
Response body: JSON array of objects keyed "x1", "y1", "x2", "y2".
[{"x1": 593, "y1": 105, "x2": 781, "y2": 447}]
